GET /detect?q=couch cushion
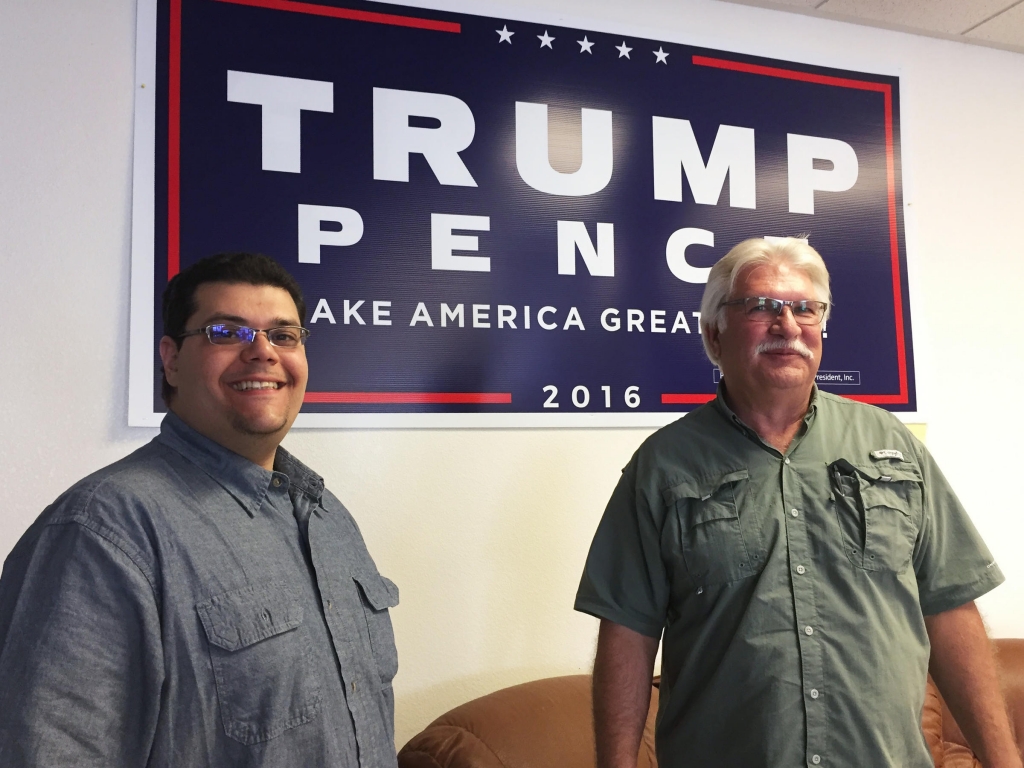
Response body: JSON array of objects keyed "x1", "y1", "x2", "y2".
[
  {"x1": 922, "y1": 675, "x2": 945, "y2": 768},
  {"x1": 995, "y1": 639, "x2": 1024, "y2": 752},
  {"x1": 398, "y1": 674, "x2": 659, "y2": 768},
  {"x1": 942, "y1": 743, "x2": 983, "y2": 768}
]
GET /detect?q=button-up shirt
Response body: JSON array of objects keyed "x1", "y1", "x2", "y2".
[
  {"x1": 0, "y1": 413, "x2": 399, "y2": 768},
  {"x1": 575, "y1": 386, "x2": 1003, "y2": 768}
]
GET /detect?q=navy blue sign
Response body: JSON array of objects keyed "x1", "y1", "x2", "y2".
[{"x1": 130, "y1": 0, "x2": 916, "y2": 427}]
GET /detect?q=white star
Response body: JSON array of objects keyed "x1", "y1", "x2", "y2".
[
  {"x1": 577, "y1": 35, "x2": 594, "y2": 53},
  {"x1": 538, "y1": 30, "x2": 555, "y2": 49},
  {"x1": 496, "y1": 25, "x2": 514, "y2": 44},
  {"x1": 653, "y1": 46, "x2": 669, "y2": 64},
  {"x1": 616, "y1": 41, "x2": 632, "y2": 59}
]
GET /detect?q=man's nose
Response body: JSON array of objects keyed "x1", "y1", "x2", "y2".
[
  {"x1": 242, "y1": 330, "x2": 280, "y2": 360},
  {"x1": 770, "y1": 306, "x2": 802, "y2": 337}
]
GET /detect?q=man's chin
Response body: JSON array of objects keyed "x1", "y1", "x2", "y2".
[
  {"x1": 757, "y1": 364, "x2": 816, "y2": 390},
  {"x1": 230, "y1": 414, "x2": 291, "y2": 438}
]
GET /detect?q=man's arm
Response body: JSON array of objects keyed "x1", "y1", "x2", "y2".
[
  {"x1": 925, "y1": 601, "x2": 1022, "y2": 768},
  {"x1": 0, "y1": 521, "x2": 163, "y2": 766},
  {"x1": 592, "y1": 619, "x2": 660, "y2": 768}
]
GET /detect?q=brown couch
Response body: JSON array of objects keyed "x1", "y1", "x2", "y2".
[{"x1": 399, "y1": 639, "x2": 1024, "y2": 768}]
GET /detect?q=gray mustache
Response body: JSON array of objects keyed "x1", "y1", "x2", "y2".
[{"x1": 755, "y1": 339, "x2": 813, "y2": 358}]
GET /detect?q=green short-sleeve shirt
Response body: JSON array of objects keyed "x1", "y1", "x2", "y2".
[{"x1": 575, "y1": 387, "x2": 1003, "y2": 768}]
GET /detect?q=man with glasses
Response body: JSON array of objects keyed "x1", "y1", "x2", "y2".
[
  {"x1": 576, "y1": 238, "x2": 1020, "y2": 768},
  {"x1": 0, "y1": 253, "x2": 400, "y2": 767}
]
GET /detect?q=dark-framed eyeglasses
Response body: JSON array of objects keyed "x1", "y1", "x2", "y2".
[
  {"x1": 177, "y1": 323, "x2": 310, "y2": 348},
  {"x1": 720, "y1": 296, "x2": 828, "y2": 326}
]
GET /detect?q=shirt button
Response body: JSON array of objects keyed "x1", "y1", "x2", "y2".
[
  {"x1": 790, "y1": 509, "x2": 799, "y2": 518},
  {"x1": 812, "y1": 756, "x2": 821, "y2": 764},
  {"x1": 784, "y1": 458, "x2": 791, "y2": 465},
  {"x1": 272, "y1": 477, "x2": 282, "y2": 487},
  {"x1": 327, "y1": 600, "x2": 332, "y2": 610},
  {"x1": 351, "y1": 681, "x2": 356, "y2": 692},
  {"x1": 796, "y1": 565, "x2": 806, "y2": 574},
  {"x1": 804, "y1": 626, "x2": 814, "y2": 635},
  {"x1": 810, "y1": 688, "x2": 819, "y2": 699}
]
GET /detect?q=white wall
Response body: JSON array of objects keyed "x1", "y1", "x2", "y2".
[{"x1": 2, "y1": 0, "x2": 1023, "y2": 749}]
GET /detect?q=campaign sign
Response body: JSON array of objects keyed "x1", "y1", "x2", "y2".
[{"x1": 128, "y1": 0, "x2": 916, "y2": 427}]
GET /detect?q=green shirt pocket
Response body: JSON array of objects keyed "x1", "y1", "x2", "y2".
[
  {"x1": 665, "y1": 468, "x2": 761, "y2": 587},
  {"x1": 829, "y1": 460, "x2": 921, "y2": 574},
  {"x1": 196, "y1": 583, "x2": 323, "y2": 745}
]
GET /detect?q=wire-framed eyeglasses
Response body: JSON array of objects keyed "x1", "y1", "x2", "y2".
[
  {"x1": 177, "y1": 323, "x2": 310, "y2": 348},
  {"x1": 720, "y1": 296, "x2": 828, "y2": 326}
]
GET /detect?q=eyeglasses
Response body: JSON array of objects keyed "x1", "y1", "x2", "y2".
[
  {"x1": 177, "y1": 323, "x2": 310, "y2": 348},
  {"x1": 720, "y1": 296, "x2": 828, "y2": 326}
]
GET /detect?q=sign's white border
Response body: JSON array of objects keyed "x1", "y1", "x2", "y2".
[
  {"x1": 128, "y1": 0, "x2": 923, "y2": 428},
  {"x1": 129, "y1": 0, "x2": 159, "y2": 428}
]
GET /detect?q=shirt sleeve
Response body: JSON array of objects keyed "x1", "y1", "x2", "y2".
[
  {"x1": 574, "y1": 455, "x2": 669, "y2": 638},
  {"x1": 911, "y1": 441, "x2": 1004, "y2": 616},
  {"x1": 0, "y1": 518, "x2": 164, "y2": 767}
]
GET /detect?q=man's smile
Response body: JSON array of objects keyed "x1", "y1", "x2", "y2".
[{"x1": 230, "y1": 380, "x2": 283, "y2": 391}]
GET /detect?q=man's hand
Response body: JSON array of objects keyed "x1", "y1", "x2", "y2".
[
  {"x1": 592, "y1": 619, "x2": 660, "y2": 768},
  {"x1": 925, "y1": 601, "x2": 1022, "y2": 768}
]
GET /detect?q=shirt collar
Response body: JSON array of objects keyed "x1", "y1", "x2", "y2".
[
  {"x1": 711, "y1": 381, "x2": 753, "y2": 438},
  {"x1": 274, "y1": 446, "x2": 325, "y2": 502},
  {"x1": 156, "y1": 412, "x2": 324, "y2": 515},
  {"x1": 711, "y1": 381, "x2": 820, "y2": 442},
  {"x1": 806, "y1": 384, "x2": 820, "y2": 421}
]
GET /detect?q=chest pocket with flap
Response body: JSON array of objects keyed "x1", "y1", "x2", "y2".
[
  {"x1": 196, "y1": 582, "x2": 322, "y2": 745},
  {"x1": 829, "y1": 459, "x2": 922, "y2": 574},
  {"x1": 353, "y1": 572, "x2": 400, "y2": 687},
  {"x1": 666, "y1": 468, "x2": 761, "y2": 587},
  {"x1": 353, "y1": 571, "x2": 400, "y2": 742}
]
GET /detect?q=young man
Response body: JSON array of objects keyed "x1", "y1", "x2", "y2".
[
  {"x1": 576, "y1": 237, "x2": 1021, "y2": 768},
  {"x1": 0, "y1": 253, "x2": 399, "y2": 767}
]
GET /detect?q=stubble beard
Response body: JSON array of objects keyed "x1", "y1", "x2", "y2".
[{"x1": 229, "y1": 410, "x2": 290, "y2": 438}]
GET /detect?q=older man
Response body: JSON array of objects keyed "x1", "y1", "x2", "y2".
[
  {"x1": 575, "y1": 238, "x2": 1020, "y2": 768},
  {"x1": 0, "y1": 253, "x2": 399, "y2": 767}
]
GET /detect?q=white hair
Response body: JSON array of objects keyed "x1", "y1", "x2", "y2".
[{"x1": 699, "y1": 237, "x2": 832, "y2": 366}]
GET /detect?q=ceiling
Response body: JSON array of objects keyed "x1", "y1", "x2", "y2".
[{"x1": 716, "y1": 0, "x2": 1024, "y2": 54}]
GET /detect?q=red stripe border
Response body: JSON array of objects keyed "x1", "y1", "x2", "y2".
[
  {"x1": 662, "y1": 394, "x2": 716, "y2": 405},
  {"x1": 304, "y1": 391, "x2": 512, "y2": 405},
  {"x1": 691, "y1": 55, "x2": 889, "y2": 93},
  {"x1": 214, "y1": 0, "x2": 460, "y2": 33},
  {"x1": 660, "y1": 55, "x2": 909, "y2": 407},
  {"x1": 167, "y1": 0, "x2": 182, "y2": 279}
]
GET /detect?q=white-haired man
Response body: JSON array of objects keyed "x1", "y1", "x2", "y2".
[{"x1": 575, "y1": 238, "x2": 1020, "y2": 768}]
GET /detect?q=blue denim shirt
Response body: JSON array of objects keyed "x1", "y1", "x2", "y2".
[{"x1": 0, "y1": 413, "x2": 400, "y2": 767}]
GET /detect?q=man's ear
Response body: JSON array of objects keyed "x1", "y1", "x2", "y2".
[
  {"x1": 705, "y1": 323, "x2": 722, "y2": 362},
  {"x1": 159, "y1": 336, "x2": 181, "y2": 387}
]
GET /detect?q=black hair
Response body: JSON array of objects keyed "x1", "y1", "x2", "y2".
[{"x1": 160, "y1": 252, "x2": 306, "y2": 405}]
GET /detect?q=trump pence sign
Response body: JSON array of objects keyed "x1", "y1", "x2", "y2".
[{"x1": 129, "y1": 0, "x2": 917, "y2": 427}]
